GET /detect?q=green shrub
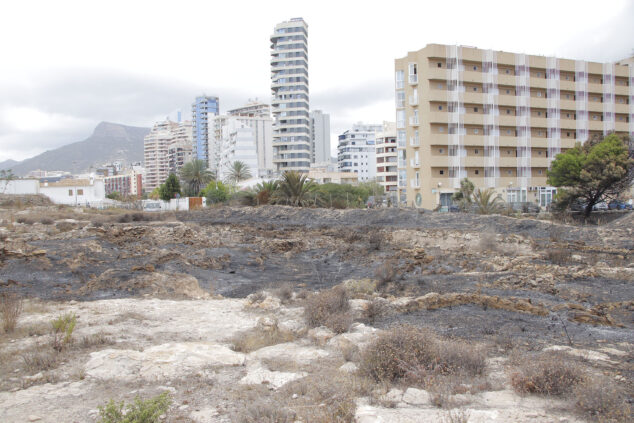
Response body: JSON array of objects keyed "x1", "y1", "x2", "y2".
[
  {"x1": 98, "y1": 392, "x2": 171, "y2": 423},
  {"x1": 51, "y1": 313, "x2": 77, "y2": 351}
]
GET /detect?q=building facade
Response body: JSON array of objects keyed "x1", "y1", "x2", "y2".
[
  {"x1": 375, "y1": 122, "x2": 398, "y2": 197},
  {"x1": 103, "y1": 172, "x2": 143, "y2": 198},
  {"x1": 192, "y1": 95, "x2": 220, "y2": 167},
  {"x1": 310, "y1": 110, "x2": 331, "y2": 164},
  {"x1": 209, "y1": 114, "x2": 273, "y2": 179},
  {"x1": 168, "y1": 121, "x2": 194, "y2": 174},
  {"x1": 395, "y1": 44, "x2": 634, "y2": 209},
  {"x1": 228, "y1": 101, "x2": 271, "y2": 118},
  {"x1": 337, "y1": 123, "x2": 382, "y2": 182},
  {"x1": 144, "y1": 120, "x2": 194, "y2": 191},
  {"x1": 271, "y1": 18, "x2": 311, "y2": 173}
]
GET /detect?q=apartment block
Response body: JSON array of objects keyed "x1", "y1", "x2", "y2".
[
  {"x1": 375, "y1": 121, "x2": 398, "y2": 197},
  {"x1": 209, "y1": 114, "x2": 273, "y2": 179},
  {"x1": 103, "y1": 172, "x2": 143, "y2": 198},
  {"x1": 337, "y1": 123, "x2": 382, "y2": 182},
  {"x1": 228, "y1": 101, "x2": 271, "y2": 118},
  {"x1": 271, "y1": 18, "x2": 311, "y2": 173},
  {"x1": 310, "y1": 110, "x2": 331, "y2": 164},
  {"x1": 192, "y1": 95, "x2": 220, "y2": 167},
  {"x1": 395, "y1": 44, "x2": 634, "y2": 209},
  {"x1": 144, "y1": 120, "x2": 194, "y2": 191}
]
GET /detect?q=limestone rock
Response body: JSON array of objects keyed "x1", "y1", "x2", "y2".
[
  {"x1": 401, "y1": 387, "x2": 430, "y2": 406},
  {"x1": 248, "y1": 342, "x2": 329, "y2": 365},
  {"x1": 307, "y1": 326, "x2": 335, "y2": 346},
  {"x1": 239, "y1": 362, "x2": 306, "y2": 389}
]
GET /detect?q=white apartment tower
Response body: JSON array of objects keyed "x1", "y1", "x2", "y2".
[
  {"x1": 143, "y1": 120, "x2": 194, "y2": 191},
  {"x1": 310, "y1": 110, "x2": 331, "y2": 164},
  {"x1": 271, "y1": 18, "x2": 311, "y2": 173},
  {"x1": 337, "y1": 123, "x2": 382, "y2": 182}
]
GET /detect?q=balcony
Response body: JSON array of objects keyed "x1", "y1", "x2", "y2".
[
  {"x1": 398, "y1": 159, "x2": 407, "y2": 168},
  {"x1": 409, "y1": 136, "x2": 420, "y2": 146},
  {"x1": 409, "y1": 96, "x2": 418, "y2": 106},
  {"x1": 409, "y1": 75, "x2": 418, "y2": 84},
  {"x1": 410, "y1": 159, "x2": 420, "y2": 168},
  {"x1": 409, "y1": 116, "x2": 420, "y2": 126}
]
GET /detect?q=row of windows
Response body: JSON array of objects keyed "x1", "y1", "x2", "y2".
[{"x1": 428, "y1": 82, "x2": 631, "y2": 99}]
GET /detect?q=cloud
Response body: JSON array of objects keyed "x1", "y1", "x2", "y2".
[{"x1": 0, "y1": 68, "x2": 268, "y2": 161}]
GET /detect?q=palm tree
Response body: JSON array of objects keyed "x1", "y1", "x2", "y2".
[
  {"x1": 179, "y1": 160, "x2": 214, "y2": 195},
  {"x1": 254, "y1": 180, "x2": 278, "y2": 205},
  {"x1": 227, "y1": 161, "x2": 252, "y2": 184},
  {"x1": 273, "y1": 171, "x2": 316, "y2": 206},
  {"x1": 452, "y1": 178, "x2": 475, "y2": 211},
  {"x1": 473, "y1": 188, "x2": 504, "y2": 214}
]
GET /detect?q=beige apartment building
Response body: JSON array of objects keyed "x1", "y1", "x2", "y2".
[
  {"x1": 395, "y1": 44, "x2": 634, "y2": 209},
  {"x1": 375, "y1": 121, "x2": 398, "y2": 198}
]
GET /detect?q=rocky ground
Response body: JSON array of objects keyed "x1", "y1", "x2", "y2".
[{"x1": 0, "y1": 201, "x2": 632, "y2": 422}]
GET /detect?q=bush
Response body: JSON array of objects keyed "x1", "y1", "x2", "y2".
[
  {"x1": 510, "y1": 352, "x2": 584, "y2": 396},
  {"x1": 304, "y1": 286, "x2": 351, "y2": 333},
  {"x1": 55, "y1": 221, "x2": 75, "y2": 232},
  {"x1": 374, "y1": 260, "x2": 397, "y2": 291},
  {"x1": 40, "y1": 217, "x2": 54, "y2": 225},
  {"x1": 21, "y1": 349, "x2": 58, "y2": 373},
  {"x1": 232, "y1": 325, "x2": 296, "y2": 353},
  {"x1": 546, "y1": 248, "x2": 572, "y2": 266},
  {"x1": 574, "y1": 376, "x2": 631, "y2": 422},
  {"x1": 98, "y1": 392, "x2": 171, "y2": 423},
  {"x1": 1, "y1": 292, "x2": 23, "y2": 333},
  {"x1": 360, "y1": 325, "x2": 486, "y2": 383},
  {"x1": 51, "y1": 313, "x2": 77, "y2": 351}
]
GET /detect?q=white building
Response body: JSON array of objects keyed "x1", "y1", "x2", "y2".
[
  {"x1": 228, "y1": 101, "x2": 271, "y2": 118},
  {"x1": 375, "y1": 122, "x2": 398, "y2": 197},
  {"x1": 144, "y1": 120, "x2": 194, "y2": 191},
  {"x1": 40, "y1": 179, "x2": 106, "y2": 206},
  {"x1": 271, "y1": 18, "x2": 311, "y2": 173},
  {"x1": 310, "y1": 110, "x2": 331, "y2": 164},
  {"x1": 337, "y1": 123, "x2": 382, "y2": 182},
  {"x1": 209, "y1": 113, "x2": 273, "y2": 179}
]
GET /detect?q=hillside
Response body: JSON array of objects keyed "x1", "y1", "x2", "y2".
[
  {"x1": 0, "y1": 159, "x2": 18, "y2": 171},
  {"x1": 6, "y1": 122, "x2": 149, "y2": 176}
]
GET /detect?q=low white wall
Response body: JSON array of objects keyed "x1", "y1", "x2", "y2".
[{"x1": 0, "y1": 179, "x2": 40, "y2": 195}]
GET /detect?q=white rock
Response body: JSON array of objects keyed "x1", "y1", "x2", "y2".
[
  {"x1": 240, "y1": 362, "x2": 306, "y2": 389},
  {"x1": 381, "y1": 388, "x2": 403, "y2": 403},
  {"x1": 307, "y1": 326, "x2": 335, "y2": 345},
  {"x1": 28, "y1": 416, "x2": 42, "y2": 422},
  {"x1": 401, "y1": 388, "x2": 430, "y2": 406},
  {"x1": 338, "y1": 362, "x2": 358, "y2": 373},
  {"x1": 248, "y1": 342, "x2": 329, "y2": 365}
]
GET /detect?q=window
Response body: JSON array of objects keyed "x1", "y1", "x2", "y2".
[
  {"x1": 439, "y1": 148, "x2": 444, "y2": 153},
  {"x1": 396, "y1": 91, "x2": 405, "y2": 108},
  {"x1": 474, "y1": 107, "x2": 478, "y2": 112},
  {"x1": 537, "y1": 72, "x2": 541, "y2": 77},
  {"x1": 507, "y1": 109, "x2": 511, "y2": 114},
  {"x1": 538, "y1": 151, "x2": 542, "y2": 155},
  {"x1": 506, "y1": 69, "x2": 510, "y2": 74},
  {"x1": 474, "y1": 149, "x2": 479, "y2": 154},
  {"x1": 473, "y1": 66, "x2": 477, "y2": 71},
  {"x1": 537, "y1": 111, "x2": 542, "y2": 116},
  {"x1": 438, "y1": 105, "x2": 443, "y2": 111},
  {"x1": 437, "y1": 62, "x2": 442, "y2": 68},
  {"x1": 474, "y1": 129, "x2": 479, "y2": 134},
  {"x1": 473, "y1": 87, "x2": 477, "y2": 92},
  {"x1": 439, "y1": 170, "x2": 444, "y2": 175},
  {"x1": 437, "y1": 83, "x2": 443, "y2": 89},
  {"x1": 538, "y1": 170, "x2": 543, "y2": 174},
  {"x1": 506, "y1": 129, "x2": 512, "y2": 135},
  {"x1": 475, "y1": 170, "x2": 479, "y2": 175},
  {"x1": 566, "y1": 113, "x2": 570, "y2": 118},
  {"x1": 438, "y1": 127, "x2": 444, "y2": 133},
  {"x1": 506, "y1": 89, "x2": 510, "y2": 94},
  {"x1": 566, "y1": 94, "x2": 570, "y2": 99},
  {"x1": 537, "y1": 91, "x2": 542, "y2": 97},
  {"x1": 77, "y1": 189, "x2": 84, "y2": 196},
  {"x1": 566, "y1": 132, "x2": 570, "y2": 137},
  {"x1": 507, "y1": 170, "x2": 512, "y2": 175},
  {"x1": 395, "y1": 70, "x2": 404, "y2": 89},
  {"x1": 68, "y1": 189, "x2": 73, "y2": 196}
]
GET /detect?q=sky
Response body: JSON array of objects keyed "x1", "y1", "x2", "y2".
[{"x1": 1, "y1": 0, "x2": 633, "y2": 163}]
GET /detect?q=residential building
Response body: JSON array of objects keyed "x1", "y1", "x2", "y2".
[
  {"x1": 337, "y1": 123, "x2": 382, "y2": 182},
  {"x1": 144, "y1": 120, "x2": 194, "y2": 191},
  {"x1": 103, "y1": 171, "x2": 143, "y2": 198},
  {"x1": 375, "y1": 122, "x2": 398, "y2": 198},
  {"x1": 40, "y1": 178, "x2": 105, "y2": 206},
  {"x1": 395, "y1": 44, "x2": 634, "y2": 209},
  {"x1": 209, "y1": 114, "x2": 273, "y2": 179},
  {"x1": 308, "y1": 163, "x2": 358, "y2": 184},
  {"x1": 271, "y1": 18, "x2": 311, "y2": 173},
  {"x1": 310, "y1": 110, "x2": 331, "y2": 164},
  {"x1": 192, "y1": 95, "x2": 220, "y2": 167},
  {"x1": 228, "y1": 101, "x2": 271, "y2": 118}
]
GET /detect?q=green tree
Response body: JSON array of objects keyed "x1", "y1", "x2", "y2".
[
  {"x1": 452, "y1": 178, "x2": 475, "y2": 211},
  {"x1": 254, "y1": 180, "x2": 278, "y2": 205},
  {"x1": 202, "y1": 180, "x2": 229, "y2": 204},
  {"x1": 273, "y1": 171, "x2": 316, "y2": 206},
  {"x1": 106, "y1": 191, "x2": 121, "y2": 201},
  {"x1": 148, "y1": 187, "x2": 160, "y2": 200},
  {"x1": 158, "y1": 173, "x2": 181, "y2": 201},
  {"x1": 226, "y1": 161, "x2": 252, "y2": 184},
  {"x1": 179, "y1": 159, "x2": 213, "y2": 196},
  {"x1": 473, "y1": 188, "x2": 504, "y2": 214},
  {"x1": 548, "y1": 134, "x2": 634, "y2": 217}
]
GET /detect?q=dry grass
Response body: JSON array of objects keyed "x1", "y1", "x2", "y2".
[
  {"x1": 574, "y1": 376, "x2": 632, "y2": 422},
  {"x1": 272, "y1": 283, "x2": 295, "y2": 304},
  {"x1": 79, "y1": 331, "x2": 113, "y2": 349},
  {"x1": 1, "y1": 292, "x2": 23, "y2": 333},
  {"x1": 374, "y1": 259, "x2": 398, "y2": 291},
  {"x1": 442, "y1": 408, "x2": 471, "y2": 423},
  {"x1": 546, "y1": 248, "x2": 572, "y2": 266},
  {"x1": 478, "y1": 230, "x2": 498, "y2": 252},
  {"x1": 304, "y1": 286, "x2": 352, "y2": 334},
  {"x1": 360, "y1": 325, "x2": 487, "y2": 384},
  {"x1": 509, "y1": 351, "x2": 585, "y2": 396},
  {"x1": 55, "y1": 221, "x2": 75, "y2": 232},
  {"x1": 21, "y1": 349, "x2": 58, "y2": 373},
  {"x1": 364, "y1": 299, "x2": 388, "y2": 324},
  {"x1": 231, "y1": 325, "x2": 296, "y2": 353}
]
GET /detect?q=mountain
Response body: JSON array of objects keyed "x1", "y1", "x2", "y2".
[
  {"x1": 0, "y1": 159, "x2": 19, "y2": 171},
  {"x1": 8, "y1": 122, "x2": 150, "y2": 176}
]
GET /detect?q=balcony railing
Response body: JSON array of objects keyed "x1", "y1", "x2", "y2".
[
  {"x1": 410, "y1": 159, "x2": 420, "y2": 168},
  {"x1": 409, "y1": 116, "x2": 419, "y2": 126},
  {"x1": 409, "y1": 136, "x2": 420, "y2": 146},
  {"x1": 409, "y1": 75, "x2": 418, "y2": 84},
  {"x1": 409, "y1": 96, "x2": 418, "y2": 106}
]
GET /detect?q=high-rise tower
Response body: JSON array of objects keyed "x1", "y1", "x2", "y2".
[
  {"x1": 270, "y1": 18, "x2": 310, "y2": 173},
  {"x1": 192, "y1": 95, "x2": 219, "y2": 167}
]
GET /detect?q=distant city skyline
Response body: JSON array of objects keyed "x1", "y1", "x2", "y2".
[{"x1": 1, "y1": 0, "x2": 632, "y2": 162}]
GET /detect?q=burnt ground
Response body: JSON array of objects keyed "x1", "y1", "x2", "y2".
[{"x1": 1, "y1": 205, "x2": 633, "y2": 352}]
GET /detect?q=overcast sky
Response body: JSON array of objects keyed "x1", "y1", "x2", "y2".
[{"x1": 1, "y1": 0, "x2": 633, "y2": 162}]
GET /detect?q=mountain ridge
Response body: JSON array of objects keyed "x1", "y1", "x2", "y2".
[{"x1": 3, "y1": 122, "x2": 150, "y2": 176}]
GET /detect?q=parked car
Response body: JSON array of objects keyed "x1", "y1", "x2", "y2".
[
  {"x1": 608, "y1": 201, "x2": 633, "y2": 210},
  {"x1": 592, "y1": 202, "x2": 608, "y2": 211}
]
